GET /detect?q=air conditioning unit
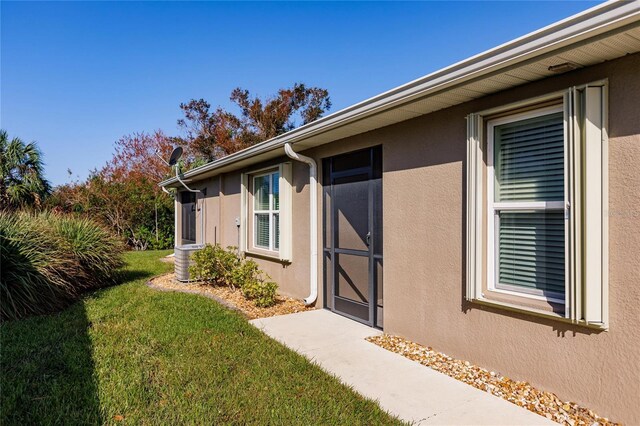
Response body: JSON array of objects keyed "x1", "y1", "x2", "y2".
[{"x1": 174, "y1": 244, "x2": 204, "y2": 282}]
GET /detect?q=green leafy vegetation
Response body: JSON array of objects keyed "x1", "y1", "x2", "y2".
[
  {"x1": 47, "y1": 131, "x2": 176, "y2": 251},
  {"x1": 177, "y1": 83, "x2": 331, "y2": 160},
  {"x1": 47, "y1": 84, "x2": 331, "y2": 251},
  {"x1": 1, "y1": 250, "x2": 401, "y2": 425},
  {"x1": 0, "y1": 211, "x2": 123, "y2": 321},
  {"x1": 0, "y1": 130, "x2": 51, "y2": 210},
  {"x1": 190, "y1": 244, "x2": 278, "y2": 307}
]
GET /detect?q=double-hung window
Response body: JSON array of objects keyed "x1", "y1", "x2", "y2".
[
  {"x1": 488, "y1": 106, "x2": 566, "y2": 303},
  {"x1": 240, "y1": 163, "x2": 293, "y2": 261},
  {"x1": 253, "y1": 171, "x2": 280, "y2": 251},
  {"x1": 466, "y1": 82, "x2": 608, "y2": 328}
]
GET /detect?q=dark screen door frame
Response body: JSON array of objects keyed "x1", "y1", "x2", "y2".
[{"x1": 323, "y1": 146, "x2": 382, "y2": 328}]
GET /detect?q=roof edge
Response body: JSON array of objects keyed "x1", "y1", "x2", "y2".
[{"x1": 160, "y1": 0, "x2": 640, "y2": 188}]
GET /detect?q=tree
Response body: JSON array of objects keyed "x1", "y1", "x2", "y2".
[
  {"x1": 100, "y1": 130, "x2": 187, "y2": 184},
  {"x1": 98, "y1": 131, "x2": 183, "y2": 249},
  {"x1": 0, "y1": 130, "x2": 51, "y2": 210},
  {"x1": 48, "y1": 131, "x2": 181, "y2": 250},
  {"x1": 178, "y1": 83, "x2": 331, "y2": 160}
]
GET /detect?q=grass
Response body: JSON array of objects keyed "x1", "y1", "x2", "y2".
[{"x1": 1, "y1": 250, "x2": 401, "y2": 425}]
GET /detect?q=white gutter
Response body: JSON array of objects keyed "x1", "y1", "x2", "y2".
[
  {"x1": 159, "y1": 0, "x2": 639, "y2": 190},
  {"x1": 284, "y1": 143, "x2": 318, "y2": 306}
]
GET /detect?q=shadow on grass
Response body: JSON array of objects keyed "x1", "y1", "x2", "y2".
[
  {"x1": 0, "y1": 302, "x2": 102, "y2": 425},
  {"x1": 117, "y1": 268, "x2": 153, "y2": 284}
]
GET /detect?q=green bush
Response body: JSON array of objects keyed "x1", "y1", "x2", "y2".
[
  {"x1": 239, "y1": 263, "x2": 278, "y2": 308},
  {"x1": 0, "y1": 212, "x2": 77, "y2": 320},
  {"x1": 190, "y1": 244, "x2": 278, "y2": 307},
  {"x1": 0, "y1": 211, "x2": 124, "y2": 321},
  {"x1": 47, "y1": 175, "x2": 176, "y2": 251},
  {"x1": 190, "y1": 244, "x2": 240, "y2": 287},
  {"x1": 49, "y1": 213, "x2": 125, "y2": 289}
]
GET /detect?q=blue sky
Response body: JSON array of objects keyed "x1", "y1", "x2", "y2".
[{"x1": 2, "y1": 1, "x2": 600, "y2": 186}]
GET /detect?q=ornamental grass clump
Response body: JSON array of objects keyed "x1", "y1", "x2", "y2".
[
  {"x1": 0, "y1": 212, "x2": 77, "y2": 320},
  {"x1": 190, "y1": 244, "x2": 278, "y2": 307},
  {"x1": 48, "y1": 213, "x2": 124, "y2": 289},
  {"x1": 0, "y1": 211, "x2": 124, "y2": 321}
]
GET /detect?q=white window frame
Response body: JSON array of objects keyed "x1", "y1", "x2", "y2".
[
  {"x1": 240, "y1": 162, "x2": 293, "y2": 262},
  {"x1": 253, "y1": 170, "x2": 279, "y2": 252},
  {"x1": 486, "y1": 105, "x2": 566, "y2": 304},
  {"x1": 466, "y1": 81, "x2": 608, "y2": 329}
]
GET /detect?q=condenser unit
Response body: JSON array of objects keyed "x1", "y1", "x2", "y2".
[{"x1": 174, "y1": 244, "x2": 204, "y2": 282}]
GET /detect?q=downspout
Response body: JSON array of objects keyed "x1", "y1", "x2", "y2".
[
  {"x1": 284, "y1": 143, "x2": 318, "y2": 306},
  {"x1": 199, "y1": 191, "x2": 205, "y2": 245}
]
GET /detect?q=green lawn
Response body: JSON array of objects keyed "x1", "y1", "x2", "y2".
[{"x1": 1, "y1": 250, "x2": 401, "y2": 425}]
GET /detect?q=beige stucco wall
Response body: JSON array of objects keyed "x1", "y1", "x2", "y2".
[
  {"x1": 178, "y1": 160, "x2": 314, "y2": 300},
  {"x1": 382, "y1": 53, "x2": 640, "y2": 424},
  {"x1": 175, "y1": 53, "x2": 640, "y2": 423}
]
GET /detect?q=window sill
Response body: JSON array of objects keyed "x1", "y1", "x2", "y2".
[
  {"x1": 244, "y1": 249, "x2": 291, "y2": 264},
  {"x1": 489, "y1": 285, "x2": 565, "y2": 305},
  {"x1": 484, "y1": 287, "x2": 565, "y2": 313},
  {"x1": 469, "y1": 297, "x2": 608, "y2": 331}
]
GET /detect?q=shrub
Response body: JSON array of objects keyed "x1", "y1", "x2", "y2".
[
  {"x1": 190, "y1": 244, "x2": 278, "y2": 307},
  {"x1": 47, "y1": 174, "x2": 175, "y2": 251},
  {"x1": 0, "y1": 212, "x2": 77, "y2": 320},
  {"x1": 48, "y1": 213, "x2": 124, "y2": 289},
  {"x1": 190, "y1": 244, "x2": 240, "y2": 287},
  {"x1": 238, "y1": 262, "x2": 278, "y2": 308},
  {"x1": 0, "y1": 211, "x2": 124, "y2": 321}
]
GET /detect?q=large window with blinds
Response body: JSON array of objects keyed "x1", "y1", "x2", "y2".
[
  {"x1": 487, "y1": 106, "x2": 566, "y2": 302},
  {"x1": 253, "y1": 170, "x2": 280, "y2": 252},
  {"x1": 466, "y1": 83, "x2": 609, "y2": 328}
]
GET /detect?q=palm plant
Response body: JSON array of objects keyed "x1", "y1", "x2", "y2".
[{"x1": 0, "y1": 130, "x2": 51, "y2": 210}]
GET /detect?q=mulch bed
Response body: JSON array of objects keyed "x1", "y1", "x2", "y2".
[
  {"x1": 148, "y1": 273, "x2": 314, "y2": 320},
  {"x1": 367, "y1": 335, "x2": 618, "y2": 426}
]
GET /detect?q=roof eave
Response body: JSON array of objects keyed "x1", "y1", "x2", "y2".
[{"x1": 160, "y1": 0, "x2": 640, "y2": 189}]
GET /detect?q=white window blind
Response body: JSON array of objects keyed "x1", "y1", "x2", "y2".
[
  {"x1": 490, "y1": 109, "x2": 566, "y2": 301},
  {"x1": 494, "y1": 112, "x2": 565, "y2": 202},
  {"x1": 253, "y1": 171, "x2": 279, "y2": 251},
  {"x1": 498, "y1": 211, "x2": 565, "y2": 297}
]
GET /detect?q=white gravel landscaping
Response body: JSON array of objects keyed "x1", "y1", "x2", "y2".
[{"x1": 367, "y1": 334, "x2": 619, "y2": 426}]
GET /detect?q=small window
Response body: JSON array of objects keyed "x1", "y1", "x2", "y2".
[
  {"x1": 241, "y1": 163, "x2": 292, "y2": 261},
  {"x1": 253, "y1": 171, "x2": 280, "y2": 251}
]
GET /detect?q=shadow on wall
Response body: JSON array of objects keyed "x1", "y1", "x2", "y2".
[{"x1": 0, "y1": 302, "x2": 102, "y2": 424}]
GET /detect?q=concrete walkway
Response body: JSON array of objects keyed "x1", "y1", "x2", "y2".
[{"x1": 250, "y1": 310, "x2": 554, "y2": 425}]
